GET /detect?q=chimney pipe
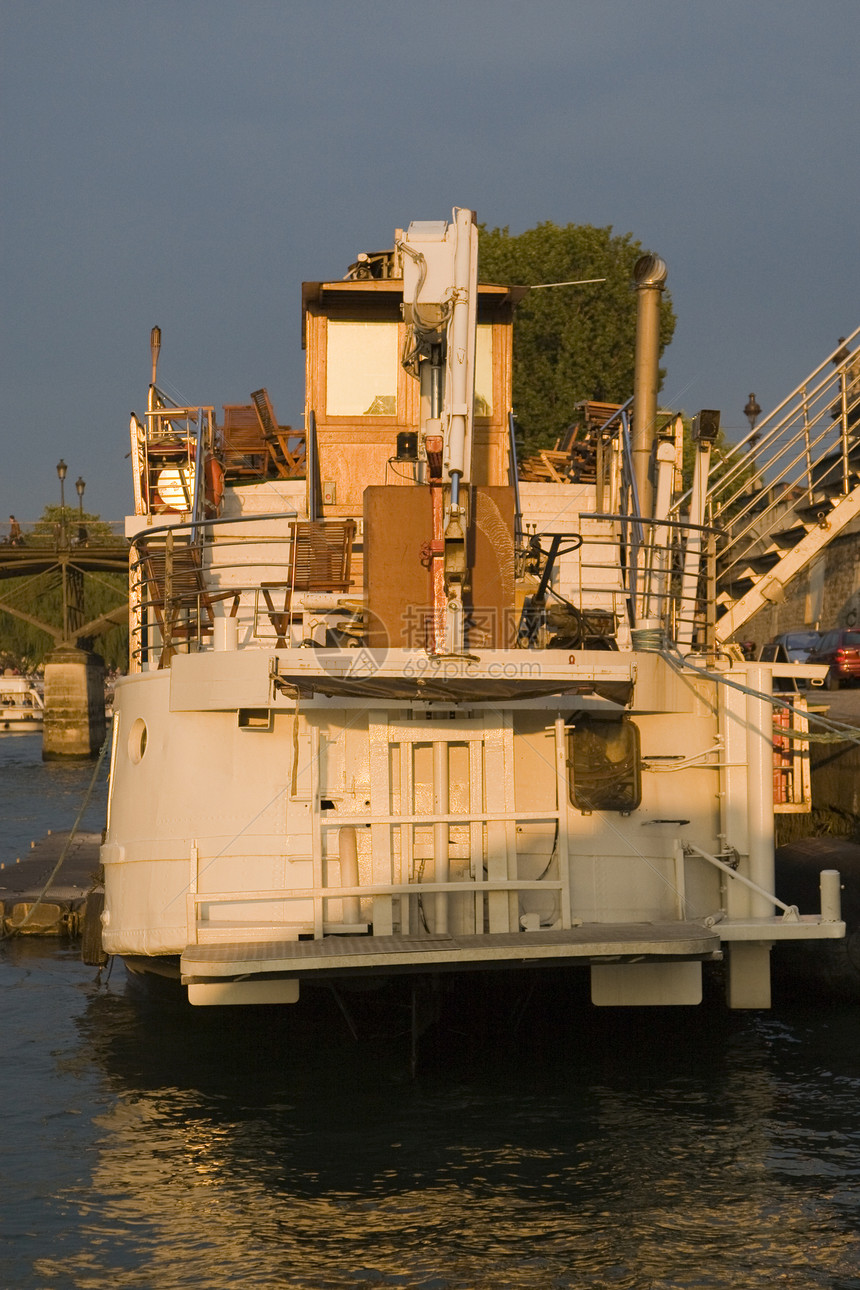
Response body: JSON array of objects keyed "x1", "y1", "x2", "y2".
[{"x1": 631, "y1": 254, "x2": 668, "y2": 519}]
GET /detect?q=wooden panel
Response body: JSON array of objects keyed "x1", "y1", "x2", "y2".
[
  {"x1": 364, "y1": 487, "x2": 431, "y2": 648},
  {"x1": 469, "y1": 487, "x2": 517, "y2": 647},
  {"x1": 364, "y1": 485, "x2": 516, "y2": 650}
]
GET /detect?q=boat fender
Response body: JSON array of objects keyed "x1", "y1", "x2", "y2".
[
  {"x1": 204, "y1": 454, "x2": 225, "y2": 512},
  {"x1": 81, "y1": 890, "x2": 109, "y2": 967}
]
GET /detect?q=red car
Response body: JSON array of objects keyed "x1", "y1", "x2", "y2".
[{"x1": 807, "y1": 627, "x2": 860, "y2": 689}]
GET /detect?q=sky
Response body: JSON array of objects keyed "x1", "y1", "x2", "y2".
[{"x1": 2, "y1": 0, "x2": 858, "y2": 525}]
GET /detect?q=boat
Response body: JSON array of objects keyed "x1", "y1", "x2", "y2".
[
  {"x1": 0, "y1": 673, "x2": 44, "y2": 732},
  {"x1": 100, "y1": 209, "x2": 856, "y2": 1010}
]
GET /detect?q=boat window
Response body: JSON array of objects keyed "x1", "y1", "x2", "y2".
[
  {"x1": 326, "y1": 321, "x2": 398, "y2": 416},
  {"x1": 474, "y1": 325, "x2": 493, "y2": 415},
  {"x1": 568, "y1": 716, "x2": 641, "y2": 813}
]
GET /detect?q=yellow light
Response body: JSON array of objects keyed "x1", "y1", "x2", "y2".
[{"x1": 156, "y1": 466, "x2": 195, "y2": 510}]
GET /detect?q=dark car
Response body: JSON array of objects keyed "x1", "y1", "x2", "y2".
[
  {"x1": 759, "y1": 631, "x2": 824, "y2": 690},
  {"x1": 807, "y1": 627, "x2": 860, "y2": 690},
  {"x1": 761, "y1": 631, "x2": 822, "y2": 664}
]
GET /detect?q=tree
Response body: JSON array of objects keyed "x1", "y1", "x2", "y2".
[
  {"x1": 25, "y1": 505, "x2": 120, "y2": 551},
  {"x1": 479, "y1": 222, "x2": 676, "y2": 456}
]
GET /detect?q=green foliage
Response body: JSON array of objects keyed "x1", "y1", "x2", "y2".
[
  {"x1": 0, "y1": 506, "x2": 128, "y2": 671},
  {"x1": 479, "y1": 222, "x2": 676, "y2": 455}
]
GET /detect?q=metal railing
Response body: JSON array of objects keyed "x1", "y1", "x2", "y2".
[
  {"x1": 528, "y1": 402, "x2": 716, "y2": 649},
  {"x1": 128, "y1": 510, "x2": 300, "y2": 668},
  {"x1": 574, "y1": 513, "x2": 718, "y2": 651},
  {"x1": 129, "y1": 510, "x2": 358, "y2": 668},
  {"x1": 681, "y1": 328, "x2": 860, "y2": 584}
]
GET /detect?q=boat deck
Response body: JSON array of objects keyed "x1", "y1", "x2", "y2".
[{"x1": 180, "y1": 922, "x2": 723, "y2": 983}]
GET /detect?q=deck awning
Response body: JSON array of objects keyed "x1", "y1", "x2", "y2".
[{"x1": 271, "y1": 648, "x2": 635, "y2": 706}]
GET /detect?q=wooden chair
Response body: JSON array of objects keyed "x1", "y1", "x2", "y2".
[{"x1": 259, "y1": 520, "x2": 356, "y2": 646}]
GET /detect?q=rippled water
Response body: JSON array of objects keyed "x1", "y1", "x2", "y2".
[{"x1": 2, "y1": 735, "x2": 860, "y2": 1289}]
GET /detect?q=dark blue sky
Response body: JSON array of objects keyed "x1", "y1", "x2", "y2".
[{"x1": 2, "y1": 0, "x2": 857, "y2": 523}]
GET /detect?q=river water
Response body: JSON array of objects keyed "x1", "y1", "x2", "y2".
[{"x1": 2, "y1": 733, "x2": 859, "y2": 1290}]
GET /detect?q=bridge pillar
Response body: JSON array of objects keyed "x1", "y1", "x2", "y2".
[{"x1": 42, "y1": 646, "x2": 106, "y2": 760}]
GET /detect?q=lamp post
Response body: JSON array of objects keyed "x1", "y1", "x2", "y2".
[
  {"x1": 54, "y1": 458, "x2": 70, "y2": 635},
  {"x1": 76, "y1": 477, "x2": 86, "y2": 547},
  {"x1": 56, "y1": 459, "x2": 68, "y2": 546},
  {"x1": 744, "y1": 394, "x2": 762, "y2": 491}
]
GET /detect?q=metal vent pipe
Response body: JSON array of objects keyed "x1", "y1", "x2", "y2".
[{"x1": 631, "y1": 254, "x2": 668, "y2": 520}]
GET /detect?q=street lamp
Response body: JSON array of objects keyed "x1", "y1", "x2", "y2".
[
  {"x1": 56, "y1": 458, "x2": 68, "y2": 511},
  {"x1": 744, "y1": 393, "x2": 762, "y2": 439},
  {"x1": 744, "y1": 394, "x2": 762, "y2": 492},
  {"x1": 76, "y1": 477, "x2": 86, "y2": 547}
]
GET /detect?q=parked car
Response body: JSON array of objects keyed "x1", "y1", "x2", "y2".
[
  {"x1": 761, "y1": 630, "x2": 822, "y2": 665},
  {"x1": 806, "y1": 627, "x2": 860, "y2": 690},
  {"x1": 759, "y1": 631, "x2": 824, "y2": 690}
]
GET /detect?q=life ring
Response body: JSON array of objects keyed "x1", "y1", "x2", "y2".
[{"x1": 204, "y1": 455, "x2": 225, "y2": 513}]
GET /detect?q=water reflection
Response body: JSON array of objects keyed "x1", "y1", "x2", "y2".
[
  {"x1": 21, "y1": 961, "x2": 857, "y2": 1289},
  {"x1": 5, "y1": 734, "x2": 859, "y2": 1286}
]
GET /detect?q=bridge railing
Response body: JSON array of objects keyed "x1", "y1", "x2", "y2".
[{"x1": 2, "y1": 516, "x2": 127, "y2": 548}]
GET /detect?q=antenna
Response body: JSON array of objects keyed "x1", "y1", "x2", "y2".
[{"x1": 150, "y1": 326, "x2": 161, "y2": 387}]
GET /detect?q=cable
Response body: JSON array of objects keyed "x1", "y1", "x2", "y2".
[{"x1": 660, "y1": 641, "x2": 860, "y2": 748}]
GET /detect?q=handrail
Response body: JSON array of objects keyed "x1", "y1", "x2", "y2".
[
  {"x1": 716, "y1": 323, "x2": 859, "y2": 466},
  {"x1": 683, "y1": 841, "x2": 800, "y2": 919},
  {"x1": 129, "y1": 507, "x2": 301, "y2": 553},
  {"x1": 671, "y1": 328, "x2": 859, "y2": 520},
  {"x1": 692, "y1": 335, "x2": 855, "y2": 512},
  {"x1": 129, "y1": 511, "x2": 357, "y2": 667},
  {"x1": 579, "y1": 512, "x2": 720, "y2": 535},
  {"x1": 663, "y1": 334, "x2": 860, "y2": 605},
  {"x1": 190, "y1": 876, "x2": 564, "y2": 904},
  {"x1": 508, "y1": 410, "x2": 523, "y2": 541}
]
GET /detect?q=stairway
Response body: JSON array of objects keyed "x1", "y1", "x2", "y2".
[{"x1": 705, "y1": 328, "x2": 860, "y2": 644}]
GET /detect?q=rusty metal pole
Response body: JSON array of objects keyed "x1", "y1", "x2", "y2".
[{"x1": 631, "y1": 255, "x2": 668, "y2": 522}]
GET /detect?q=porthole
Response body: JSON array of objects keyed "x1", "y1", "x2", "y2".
[{"x1": 128, "y1": 717, "x2": 148, "y2": 764}]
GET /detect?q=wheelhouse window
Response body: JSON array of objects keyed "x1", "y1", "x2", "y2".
[
  {"x1": 474, "y1": 324, "x2": 493, "y2": 415},
  {"x1": 568, "y1": 716, "x2": 641, "y2": 813},
  {"x1": 326, "y1": 320, "x2": 398, "y2": 416}
]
